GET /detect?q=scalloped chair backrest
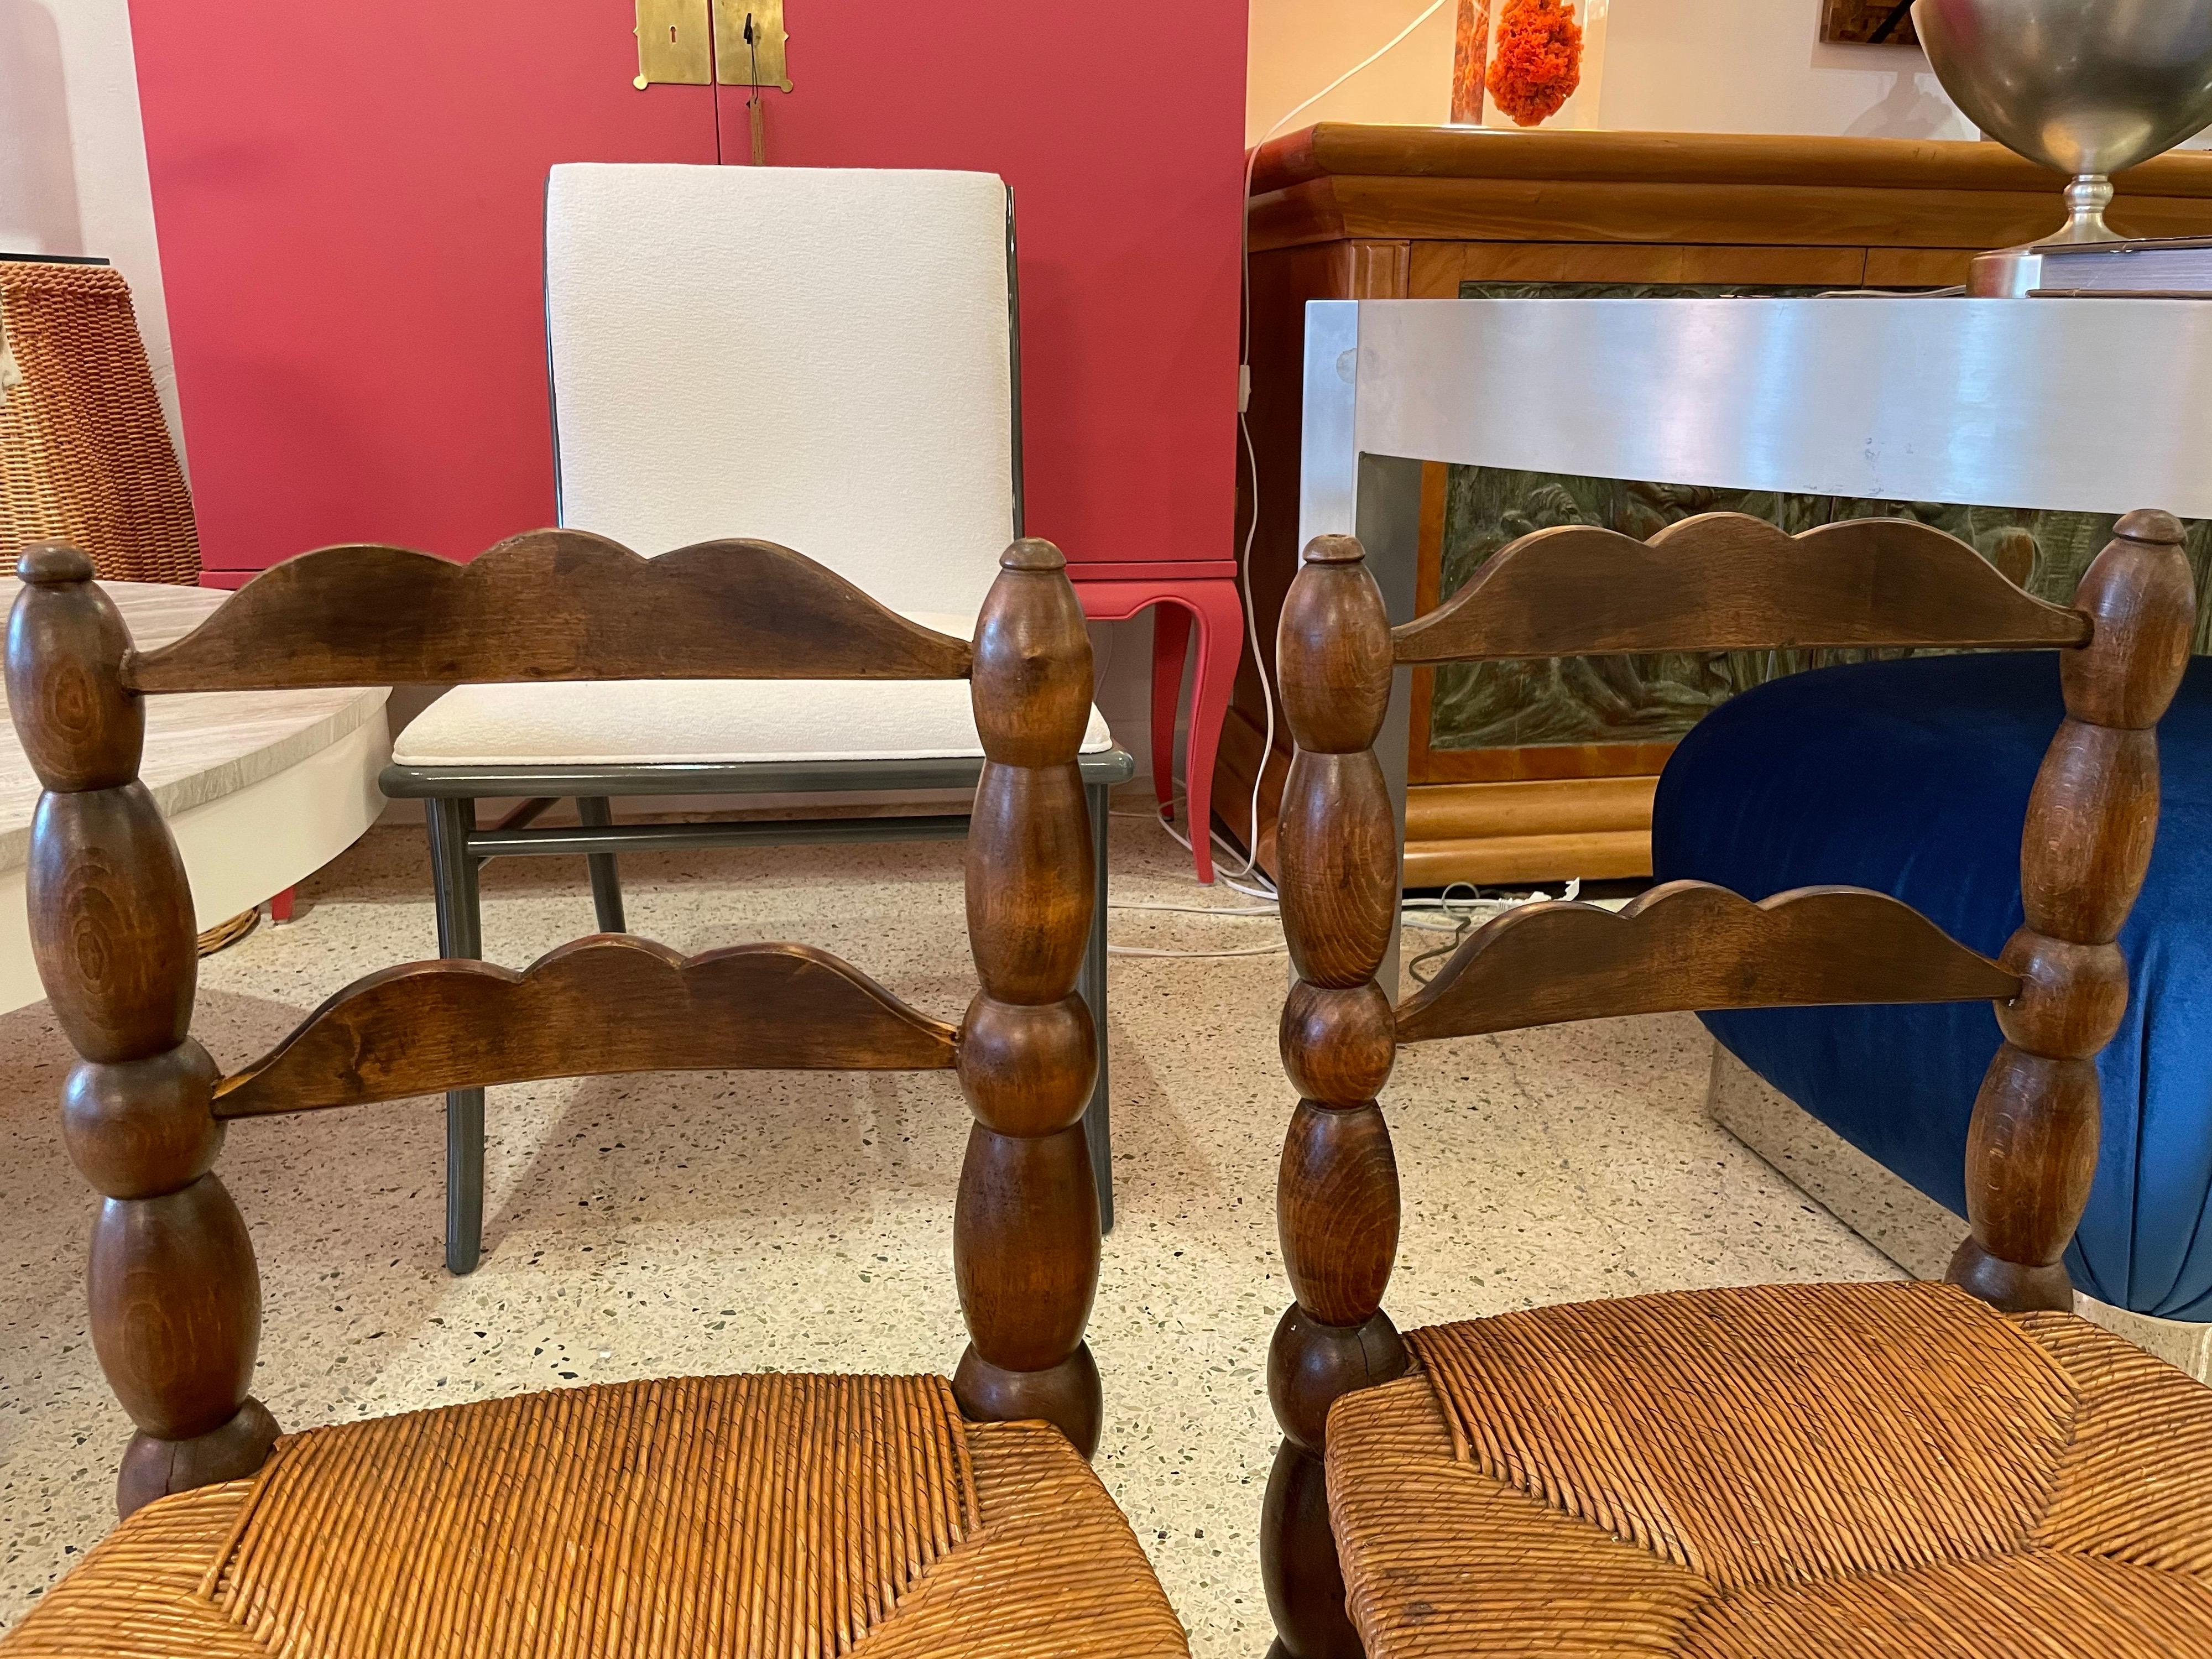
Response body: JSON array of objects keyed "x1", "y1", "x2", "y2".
[
  {"x1": 1268, "y1": 510, "x2": 2197, "y2": 1335},
  {"x1": 544, "y1": 164, "x2": 1017, "y2": 622},
  {"x1": 3, "y1": 529, "x2": 1113, "y2": 1515}
]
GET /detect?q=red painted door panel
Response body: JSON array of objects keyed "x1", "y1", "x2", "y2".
[
  {"x1": 716, "y1": 6, "x2": 1248, "y2": 574},
  {"x1": 128, "y1": 0, "x2": 717, "y2": 575}
]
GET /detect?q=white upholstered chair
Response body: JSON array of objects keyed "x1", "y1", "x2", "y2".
[{"x1": 382, "y1": 165, "x2": 1131, "y2": 1274}]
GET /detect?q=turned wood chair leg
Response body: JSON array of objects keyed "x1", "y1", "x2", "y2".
[
  {"x1": 11, "y1": 545, "x2": 283, "y2": 1516},
  {"x1": 1264, "y1": 536, "x2": 1410, "y2": 1659},
  {"x1": 1079, "y1": 778, "x2": 1114, "y2": 1233},
  {"x1": 576, "y1": 795, "x2": 627, "y2": 933},
  {"x1": 951, "y1": 542, "x2": 1107, "y2": 1458},
  {"x1": 1949, "y1": 513, "x2": 2197, "y2": 1311},
  {"x1": 426, "y1": 796, "x2": 487, "y2": 1276}
]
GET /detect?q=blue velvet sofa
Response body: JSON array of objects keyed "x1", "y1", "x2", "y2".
[{"x1": 1652, "y1": 652, "x2": 2212, "y2": 1321}]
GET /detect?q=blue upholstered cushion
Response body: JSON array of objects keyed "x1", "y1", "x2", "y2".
[{"x1": 1651, "y1": 652, "x2": 2212, "y2": 1319}]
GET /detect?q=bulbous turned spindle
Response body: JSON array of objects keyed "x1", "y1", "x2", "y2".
[
  {"x1": 951, "y1": 539, "x2": 1106, "y2": 1458},
  {"x1": 1262, "y1": 535, "x2": 1408, "y2": 1659},
  {"x1": 1950, "y1": 511, "x2": 2196, "y2": 1312},
  {"x1": 8, "y1": 544, "x2": 279, "y2": 1515}
]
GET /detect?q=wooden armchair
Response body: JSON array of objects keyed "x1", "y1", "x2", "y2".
[
  {"x1": 1, "y1": 534, "x2": 1186, "y2": 1657},
  {"x1": 1262, "y1": 514, "x2": 2212, "y2": 1658}
]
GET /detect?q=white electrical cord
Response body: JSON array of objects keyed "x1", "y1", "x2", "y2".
[
  {"x1": 1105, "y1": 855, "x2": 1583, "y2": 964},
  {"x1": 1118, "y1": 794, "x2": 1281, "y2": 899},
  {"x1": 1110, "y1": 0, "x2": 1454, "y2": 959},
  {"x1": 1149, "y1": 0, "x2": 1451, "y2": 892},
  {"x1": 1109, "y1": 942, "x2": 1290, "y2": 960},
  {"x1": 1112, "y1": 900, "x2": 1280, "y2": 917}
]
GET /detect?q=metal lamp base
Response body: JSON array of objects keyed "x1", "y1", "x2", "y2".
[
  {"x1": 1969, "y1": 245, "x2": 2050, "y2": 297},
  {"x1": 1968, "y1": 173, "x2": 2124, "y2": 297}
]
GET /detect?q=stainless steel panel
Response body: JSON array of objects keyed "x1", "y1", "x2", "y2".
[{"x1": 1315, "y1": 296, "x2": 2212, "y2": 525}]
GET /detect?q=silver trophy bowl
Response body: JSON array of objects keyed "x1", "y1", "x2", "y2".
[{"x1": 1914, "y1": 0, "x2": 2212, "y2": 289}]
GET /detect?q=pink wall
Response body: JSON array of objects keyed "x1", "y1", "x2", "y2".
[{"x1": 127, "y1": 2, "x2": 1248, "y2": 581}]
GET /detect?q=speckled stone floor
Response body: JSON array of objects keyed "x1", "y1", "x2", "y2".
[{"x1": 0, "y1": 805, "x2": 1898, "y2": 1653}]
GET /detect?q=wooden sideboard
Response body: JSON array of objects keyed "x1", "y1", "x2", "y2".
[{"x1": 1228, "y1": 126, "x2": 2212, "y2": 888}]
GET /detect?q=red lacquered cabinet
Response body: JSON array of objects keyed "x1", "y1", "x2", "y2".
[{"x1": 129, "y1": 0, "x2": 1248, "y2": 879}]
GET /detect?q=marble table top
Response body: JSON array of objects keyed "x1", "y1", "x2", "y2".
[{"x1": 0, "y1": 580, "x2": 389, "y2": 873}]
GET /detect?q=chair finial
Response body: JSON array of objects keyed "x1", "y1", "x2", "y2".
[
  {"x1": 1302, "y1": 534, "x2": 1365, "y2": 566},
  {"x1": 1000, "y1": 537, "x2": 1066, "y2": 572},
  {"x1": 18, "y1": 541, "x2": 93, "y2": 586},
  {"x1": 2115, "y1": 508, "x2": 2184, "y2": 546}
]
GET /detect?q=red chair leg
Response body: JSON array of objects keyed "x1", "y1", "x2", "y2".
[
  {"x1": 1068, "y1": 571, "x2": 1246, "y2": 889},
  {"x1": 1150, "y1": 603, "x2": 1194, "y2": 814}
]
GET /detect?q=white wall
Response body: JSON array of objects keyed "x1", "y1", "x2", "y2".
[
  {"x1": 1246, "y1": 0, "x2": 1977, "y2": 145},
  {"x1": 1246, "y1": 0, "x2": 1453, "y2": 145},
  {"x1": 1604, "y1": 0, "x2": 1969, "y2": 138},
  {"x1": 0, "y1": 0, "x2": 184, "y2": 461}
]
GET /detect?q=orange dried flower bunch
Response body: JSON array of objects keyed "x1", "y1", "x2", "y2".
[{"x1": 1486, "y1": 0, "x2": 1583, "y2": 127}]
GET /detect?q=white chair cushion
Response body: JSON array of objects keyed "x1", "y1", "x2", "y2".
[
  {"x1": 546, "y1": 164, "x2": 1016, "y2": 620},
  {"x1": 393, "y1": 680, "x2": 1113, "y2": 769},
  {"x1": 501, "y1": 169, "x2": 1063, "y2": 776}
]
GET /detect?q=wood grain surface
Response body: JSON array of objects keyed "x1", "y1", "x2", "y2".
[
  {"x1": 1264, "y1": 535, "x2": 1410, "y2": 1659},
  {"x1": 1394, "y1": 882, "x2": 2021, "y2": 1047},
  {"x1": 127, "y1": 530, "x2": 974, "y2": 692},
  {"x1": 1953, "y1": 511, "x2": 2199, "y2": 1311},
  {"x1": 951, "y1": 540, "x2": 1107, "y2": 1458},
  {"x1": 9, "y1": 534, "x2": 1118, "y2": 1528},
  {"x1": 1249, "y1": 175, "x2": 2212, "y2": 257},
  {"x1": 213, "y1": 937, "x2": 958, "y2": 1118},
  {"x1": 9, "y1": 546, "x2": 279, "y2": 1515},
  {"x1": 1392, "y1": 513, "x2": 2090, "y2": 665},
  {"x1": 1247, "y1": 124, "x2": 2212, "y2": 199}
]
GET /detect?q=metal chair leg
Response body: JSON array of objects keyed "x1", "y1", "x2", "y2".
[
  {"x1": 426, "y1": 797, "x2": 486, "y2": 1276},
  {"x1": 1079, "y1": 780, "x2": 1114, "y2": 1234},
  {"x1": 577, "y1": 796, "x2": 627, "y2": 932}
]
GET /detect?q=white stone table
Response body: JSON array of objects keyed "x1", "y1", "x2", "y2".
[{"x1": 0, "y1": 580, "x2": 389, "y2": 1013}]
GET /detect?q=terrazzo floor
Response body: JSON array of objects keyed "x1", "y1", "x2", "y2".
[{"x1": 0, "y1": 804, "x2": 1900, "y2": 1653}]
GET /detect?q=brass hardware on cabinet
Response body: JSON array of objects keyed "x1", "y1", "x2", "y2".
[
  {"x1": 714, "y1": 0, "x2": 792, "y2": 91},
  {"x1": 634, "y1": 0, "x2": 791, "y2": 91},
  {"x1": 634, "y1": 0, "x2": 713, "y2": 88}
]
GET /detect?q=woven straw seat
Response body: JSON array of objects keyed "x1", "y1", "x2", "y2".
[
  {"x1": 1259, "y1": 513, "x2": 2210, "y2": 1656},
  {"x1": 1, "y1": 533, "x2": 1176, "y2": 1653},
  {"x1": 4, "y1": 1372, "x2": 1185, "y2": 1658},
  {"x1": 1326, "y1": 1281, "x2": 2212, "y2": 1657}
]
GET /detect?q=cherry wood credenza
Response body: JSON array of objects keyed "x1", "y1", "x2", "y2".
[{"x1": 1232, "y1": 124, "x2": 2212, "y2": 886}]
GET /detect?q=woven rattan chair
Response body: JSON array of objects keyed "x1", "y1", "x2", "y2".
[
  {"x1": 0, "y1": 533, "x2": 1186, "y2": 1658},
  {"x1": 0, "y1": 255, "x2": 199, "y2": 585},
  {"x1": 1261, "y1": 514, "x2": 2212, "y2": 1658}
]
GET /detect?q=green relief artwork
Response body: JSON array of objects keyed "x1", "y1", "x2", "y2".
[{"x1": 1434, "y1": 282, "x2": 2212, "y2": 756}]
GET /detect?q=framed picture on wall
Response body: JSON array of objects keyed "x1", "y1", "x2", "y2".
[{"x1": 1819, "y1": 0, "x2": 1919, "y2": 44}]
